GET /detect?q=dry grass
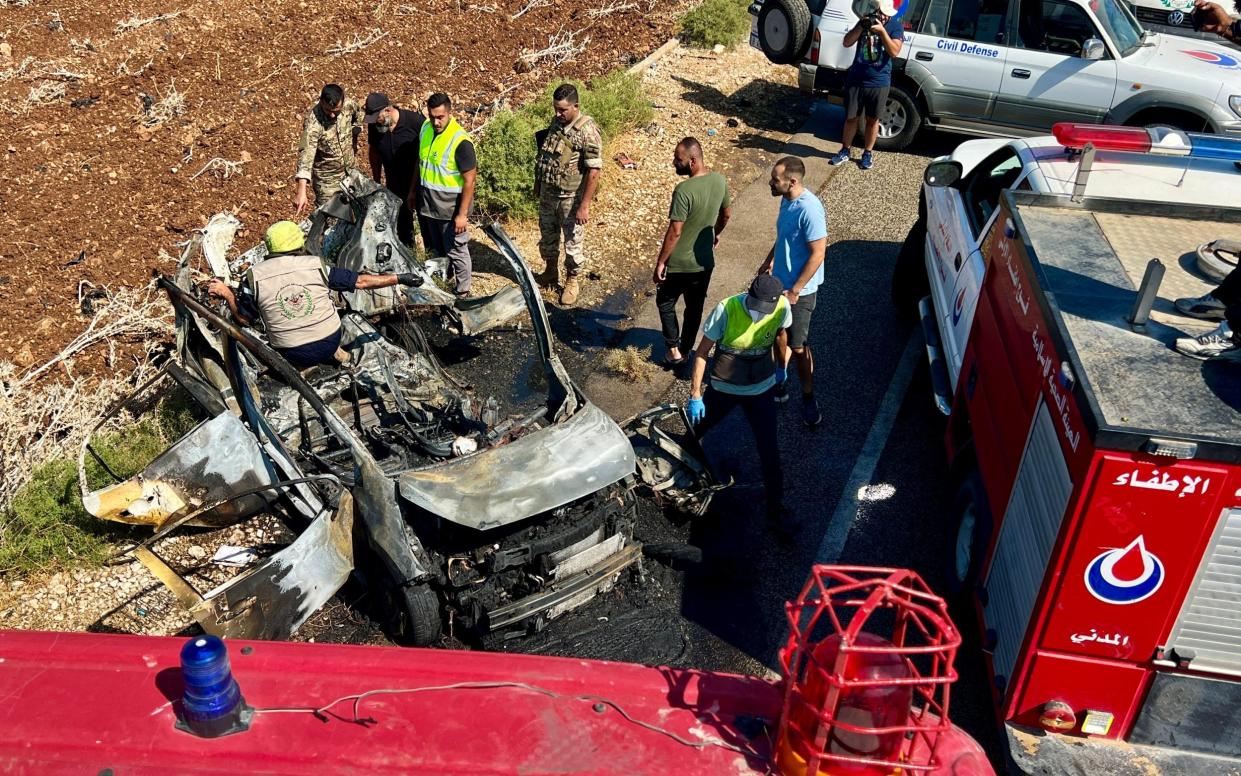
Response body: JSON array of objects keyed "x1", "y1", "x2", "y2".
[
  {"x1": 326, "y1": 29, "x2": 388, "y2": 55},
  {"x1": 115, "y1": 11, "x2": 182, "y2": 34},
  {"x1": 601, "y1": 345, "x2": 657, "y2": 383},
  {"x1": 519, "y1": 29, "x2": 591, "y2": 69},
  {"x1": 0, "y1": 282, "x2": 172, "y2": 510},
  {"x1": 135, "y1": 80, "x2": 186, "y2": 127},
  {"x1": 26, "y1": 80, "x2": 67, "y2": 105}
]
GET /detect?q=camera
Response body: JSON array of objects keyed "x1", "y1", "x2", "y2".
[
  {"x1": 1192, "y1": 5, "x2": 1209, "y2": 31},
  {"x1": 860, "y1": 11, "x2": 881, "y2": 28}
]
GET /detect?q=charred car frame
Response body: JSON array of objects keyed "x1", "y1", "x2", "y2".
[{"x1": 79, "y1": 174, "x2": 719, "y2": 645}]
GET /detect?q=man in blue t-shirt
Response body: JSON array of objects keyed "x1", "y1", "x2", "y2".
[
  {"x1": 758, "y1": 156, "x2": 827, "y2": 428},
  {"x1": 829, "y1": 0, "x2": 905, "y2": 171}
]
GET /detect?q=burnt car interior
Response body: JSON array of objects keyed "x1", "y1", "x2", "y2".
[{"x1": 78, "y1": 173, "x2": 724, "y2": 648}]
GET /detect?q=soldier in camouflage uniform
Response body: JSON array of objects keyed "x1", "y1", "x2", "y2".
[
  {"x1": 293, "y1": 84, "x2": 364, "y2": 216},
  {"x1": 534, "y1": 84, "x2": 603, "y2": 306}
]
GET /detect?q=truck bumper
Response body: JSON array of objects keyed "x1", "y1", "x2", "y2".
[
  {"x1": 798, "y1": 64, "x2": 847, "y2": 97},
  {"x1": 1006, "y1": 722, "x2": 1241, "y2": 775}
]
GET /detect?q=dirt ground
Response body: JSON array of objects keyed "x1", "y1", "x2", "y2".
[
  {"x1": 0, "y1": 0, "x2": 692, "y2": 372},
  {"x1": 0, "y1": 39, "x2": 807, "y2": 644},
  {"x1": 504, "y1": 43, "x2": 806, "y2": 311}
]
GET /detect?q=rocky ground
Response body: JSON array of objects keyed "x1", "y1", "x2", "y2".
[
  {"x1": 0, "y1": 0, "x2": 692, "y2": 374},
  {"x1": 0, "y1": 39, "x2": 806, "y2": 648}
]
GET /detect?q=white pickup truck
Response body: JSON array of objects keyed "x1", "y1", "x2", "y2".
[
  {"x1": 895, "y1": 124, "x2": 1241, "y2": 412},
  {"x1": 750, "y1": 0, "x2": 1241, "y2": 150}
]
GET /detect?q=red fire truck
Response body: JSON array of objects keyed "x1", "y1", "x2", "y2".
[{"x1": 912, "y1": 124, "x2": 1241, "y2": 773}]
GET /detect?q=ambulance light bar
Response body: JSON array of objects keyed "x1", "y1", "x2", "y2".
[{"x1": 1052, "y1": 123, "x2": 1241, "y2": 163}]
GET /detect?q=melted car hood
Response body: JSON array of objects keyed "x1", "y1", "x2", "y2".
[{"x1": 398, "y1": 401, "x2": 635, "y2": 531}]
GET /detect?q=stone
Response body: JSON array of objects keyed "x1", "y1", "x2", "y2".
[{"x1": 186, "y1": 545, "x2": 206, "y2": 560}]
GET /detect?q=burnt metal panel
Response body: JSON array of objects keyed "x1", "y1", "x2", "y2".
[{"x1": 398, "y1": 401, "x2": 635, "y2": 531}]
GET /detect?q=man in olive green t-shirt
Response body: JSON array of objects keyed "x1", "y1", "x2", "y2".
[{"x1": 652, "y1": 137, "x2": 732, "y2": 368}]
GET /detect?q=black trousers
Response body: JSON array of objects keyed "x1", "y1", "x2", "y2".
[
  {"x1": 384, "y1": 181, "x2": 415, "y2": 245},
  {"x1": 696, "y1": 385, "x2": 783, "y2": 513},
  {"x1": 1214, "y1": 267, "x2": 1241, "y2": 332},
  {"x1": 656, "y1": 270, "x2": 712, "y2": 354}
]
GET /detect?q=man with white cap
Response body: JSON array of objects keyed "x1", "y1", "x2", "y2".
[
  {"x1": 828, "y1": 0, "x2": 904, "y2": 171},
  {"x1": 686, "y1": 274, "x2": 795, "y2": 536}
]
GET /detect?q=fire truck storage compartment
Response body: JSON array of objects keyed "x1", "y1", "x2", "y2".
[
  {"x1": 959, "y1": 191, "x2": 1241, "y2": 749},
  {"x1": 983, "y1": 400, "x2": 1073, "y2": 688}
]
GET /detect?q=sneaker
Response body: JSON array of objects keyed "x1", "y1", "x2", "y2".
[
  {"x1": 801, "y1": 393, "x2": 822, "y2": 428},
  {"x1": 860, "y1": 150, "x2": 874, "y2": 170},
  {"x1": 1174, "y1": 293, "x2": 1227, "y2": 321},
  {"x1": 829, "y1": 148, "x2": 851, "y2": 166},
  {"x1": 772, "y1": 380, "x2": 789, "y2": 404},
  {"x1": 1176, "y1": 322, "x2": 1240, "y2": 359}
]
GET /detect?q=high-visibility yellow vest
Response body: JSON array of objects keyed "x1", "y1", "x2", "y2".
[
  {"x1": 719, "y1": 294, "x2": 788, "y2": 354},
  {"x1": 419, "y1": 118, "x2": 471, "y2": 194}
]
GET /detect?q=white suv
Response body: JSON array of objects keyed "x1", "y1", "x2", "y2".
[{"x1": 750, "y1": 0, "x2": 1241, "y2": 150}]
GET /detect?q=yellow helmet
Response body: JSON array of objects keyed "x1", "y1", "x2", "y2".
[{"x1": 264, "y1": 220, "x2": 305, "y2": 254}]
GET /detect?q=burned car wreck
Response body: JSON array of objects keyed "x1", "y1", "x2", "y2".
[{"x1": 80, "y1": 173, "x2": 720, "y2": 645}]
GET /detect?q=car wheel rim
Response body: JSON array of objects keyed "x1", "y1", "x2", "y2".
[
  {"x1": 763, "y1": 13, "x2": 790, "y2": 51},
  {"x1": 955, "y1": 505, "x2": 976, "y2": 582},
  {"x1": 878, "y1": 98, "x2": 907, "y2": 139}
]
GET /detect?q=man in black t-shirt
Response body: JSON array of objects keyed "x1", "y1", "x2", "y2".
[{"x1": 364, "y1": 92, "x2": 424, "y2": 245}]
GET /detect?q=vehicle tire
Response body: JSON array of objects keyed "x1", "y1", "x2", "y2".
[
  {"x1": 756, "y1": 0, "x2": 813, "y2": 65},
  {"x1": 1197, "y1": 240, "x2": 1240, "y2": 283},
  {"x1": 399, "y1": 583, "x2": 443, "y2": 646},
  {"x1": 891, "y1": 214, "x2": 929, "y2": 316},
  {"x1": 874, "y1": 83, "x2": 922, "y2": 152},
  {"x1": 945, "y1": 470, "x2": 992, "y2": 596},
  {"x1": 642, "y1": 542, "x2": 704, "y2": 568}
]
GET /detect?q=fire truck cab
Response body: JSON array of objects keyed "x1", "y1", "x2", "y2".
[{"x1": 908, "y1": 125, "x2": 1241, "y2": 772}]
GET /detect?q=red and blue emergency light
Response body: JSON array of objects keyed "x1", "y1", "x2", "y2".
[{"x1": 1052, "y1": 122, "x2": 1241, "y2": 163}]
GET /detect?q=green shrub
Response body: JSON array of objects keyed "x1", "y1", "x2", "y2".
[
  {"x1": 474, "y1": 71, "x2": 653, "y2": 219},
  {"x1": 0, "y1": 392, "x2": 203, "y2": 574},
  {"x1": 680, "y1": 0, "x2": 751, "y2": 49},
  {"x1": 475, "y1": 109, "x2": 543, "y2": 220}
]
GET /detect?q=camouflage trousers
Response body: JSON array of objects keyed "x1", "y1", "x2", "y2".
[
  {"x1": 313, "y1": 174, "x2": 346, "y2": 206},
  {"x1": 538, "y1": 191, "x2": 585, "y2": 278}
]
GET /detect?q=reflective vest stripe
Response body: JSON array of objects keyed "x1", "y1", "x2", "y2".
[
  {"x1": 419, "y1": 119, "x2": 470, "y2": 194},
  {"x1": 718, "y1": 294, "x2": 787, "y2": 354}
]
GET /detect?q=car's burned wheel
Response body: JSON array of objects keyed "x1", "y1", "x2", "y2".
[{"x1": 399, "y1": 583, "x2": 443, "y2": 646}]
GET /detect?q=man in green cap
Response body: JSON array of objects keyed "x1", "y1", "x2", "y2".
[{"x1": 206, "y1": 220, "x2": 422, "y2": 368}]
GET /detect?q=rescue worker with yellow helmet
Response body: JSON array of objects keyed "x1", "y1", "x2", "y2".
[
  {"x1": 205, "y1": 220, "x2": 422, "y2": 369},
  {"x1": 687, "y1": 274, "x2": 796, "y2": 537},
  {"x1": 410, "y1": 92, "x2": 477, "y2": 297}
]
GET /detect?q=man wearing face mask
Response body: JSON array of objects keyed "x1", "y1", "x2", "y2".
[{"x1": 365, "y1": 92, "x2": 425, "y2": 246}]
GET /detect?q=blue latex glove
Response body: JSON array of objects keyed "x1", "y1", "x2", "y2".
[
  {"x1": 775, "y1": 366, "x2": 787, "y2": 384},
  {"x1": 687, "y1": 396, "x2": 706, "y2": 425}
]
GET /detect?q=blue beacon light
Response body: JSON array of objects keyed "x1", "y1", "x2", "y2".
[{"x1": 176, "y1": 634, "x2": 252, "y2": 738}]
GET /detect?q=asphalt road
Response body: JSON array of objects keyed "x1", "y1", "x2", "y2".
[{"x1": 505, "y1": 104, "x2": 1009, "y2": 762}]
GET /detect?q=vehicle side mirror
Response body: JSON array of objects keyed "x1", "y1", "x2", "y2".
[
  {"x1": 924, "y1": 160, "x2": 963, "y2": 188},
  {"x1": 1081, "y1": 38, "x2": 1105, "y2": 60}
]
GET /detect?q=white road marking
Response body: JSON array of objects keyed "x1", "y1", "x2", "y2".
[{"x1": 814, "y1": 331, "x2": 922, "y2": 563}]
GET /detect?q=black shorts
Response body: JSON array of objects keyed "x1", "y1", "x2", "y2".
[
  {"x1": 845, "y1": 85, "x2": 889, "y2": 120},
  {"x1": 789, "y1": 291, "x2": 817, "y2": 349}
]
